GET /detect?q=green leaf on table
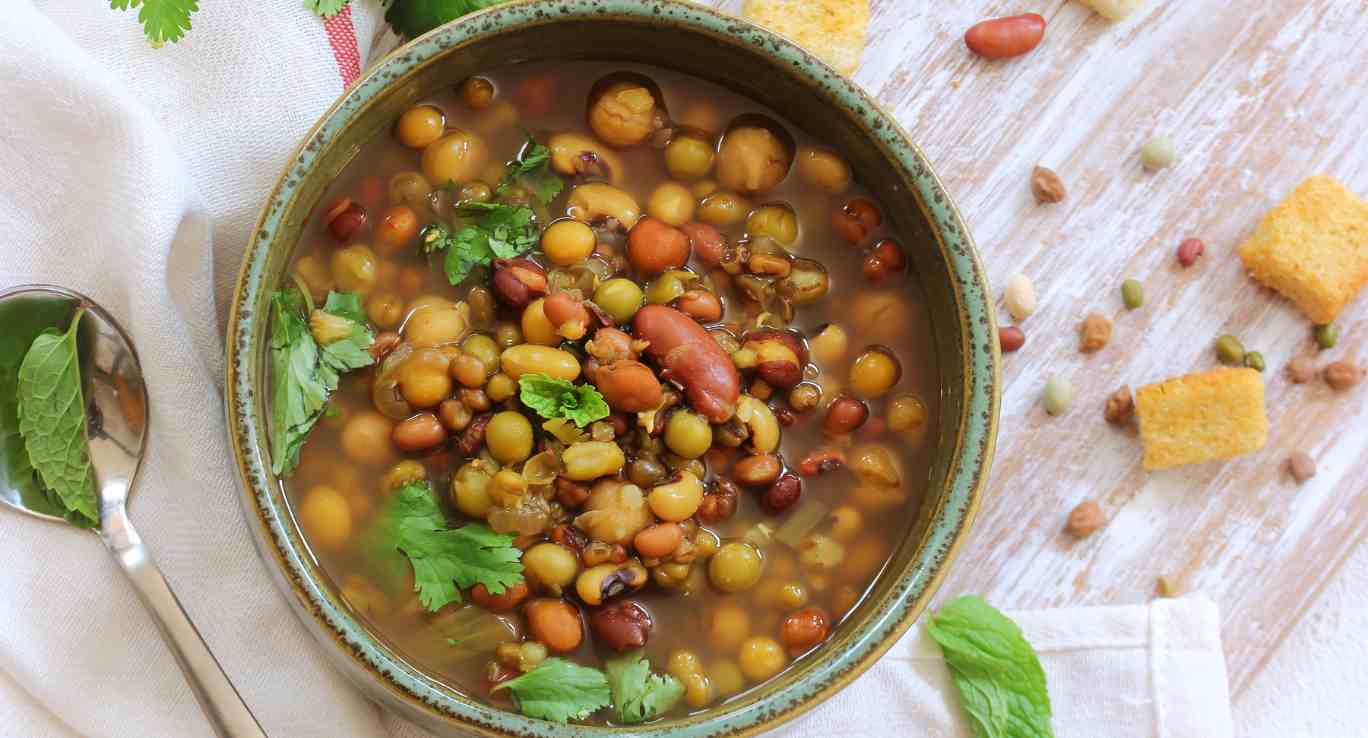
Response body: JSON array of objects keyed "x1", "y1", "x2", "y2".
[
  {"x1": 518, "y1": 374, "x2": 610, "y2": 428},
  {"x1": 495, "y1": 138, "x2": 565, "y2": 206},
  {"x1": 306, "y1": 0, "x2": 352, "y2": 18},
  {"x1": 928, "y1": 596, "x2": 1054, "y2": 738},
  {"x1": 421, "y1": 202, "x2": 537, "y2": 285},
  {"x1": 604, "y1": 650, "x2": 684, "y2": 724},
  {"x1": 110, "y1": 0, "x2": 198, "y2": 45},
  {"x1": 383, "y1": 0, "x2": 513, "y2": 39},
  {"x1": 16, "y1": 310, "x2": 99, "y2": 527},
  {"x1": 371, "y1": 482, "x2": 524, "y2": 612},
  {"x1": 493, "y1": 658, "x2": 611, "y2": 723},
  {"x1": 269, "y1": 289, "x2": 373, "y2": 476}
]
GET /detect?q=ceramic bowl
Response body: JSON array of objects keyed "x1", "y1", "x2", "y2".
[{"x1": 225, "y1": 2, "x2": 999, "y2": 735}]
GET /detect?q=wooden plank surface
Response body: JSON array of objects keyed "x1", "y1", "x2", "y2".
[{"x1": 709, "y1": 0, "x2": 1368, "y2": 695}]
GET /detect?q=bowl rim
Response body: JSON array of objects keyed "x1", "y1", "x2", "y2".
[{"x1": 224, "y1": 2, "x2": 999, "y2": 735}]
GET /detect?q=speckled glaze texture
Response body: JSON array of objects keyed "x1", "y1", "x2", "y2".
[{"x1": 224, "y1": 2, "x2": 999, "y2": 736}]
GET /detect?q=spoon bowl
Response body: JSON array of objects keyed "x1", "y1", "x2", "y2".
[{"x1": 0, "y1": 284, "x2": 266, "y2": 738}]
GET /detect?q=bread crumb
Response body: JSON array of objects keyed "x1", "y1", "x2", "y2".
[{"x1": 1135, "y1": 367, "x2": 1268, "y2": 470}]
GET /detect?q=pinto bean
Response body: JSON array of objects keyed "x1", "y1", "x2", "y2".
[
  {"x1": 594, "y1": 359, "x2": 664, "y2": 412},
  {"x1": 392, "y1": 412, "x2": 447, "y2": 452},
  {"x1": 543, "y1": 291, "x2": 591, "y2": 340},
  {"x1": 680, "y1": 221, "x2": 728, "y2": 268},
  {"x1": 627, "y1": 217, "x2": 691, "y2": 276},
  {"x1": 673, "y1": 289, "x2": 723, "y2": 322},
  {"x1": 633, "y1": 305, "x2": 741, "y2": 422}
]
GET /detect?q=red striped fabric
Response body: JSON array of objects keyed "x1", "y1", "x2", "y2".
[{"x1": 323, "y1": 4, "x2": 361, "y2": 88}]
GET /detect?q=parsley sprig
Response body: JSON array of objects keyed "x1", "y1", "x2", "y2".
[
  {"x1": 493, "y1": 658, "x2": 612, "y2": 723},
  {"x1": 604, "y1": 651, "x2": 684, "y2": 724},
  {"x1": 421, "y1": 201, "x2": 538, "y2": 285},
  {"x1": 496, "y1": 138, "x2": 565, "y2": 206}
]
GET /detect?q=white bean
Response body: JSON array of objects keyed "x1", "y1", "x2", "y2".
[{"x1": 1003, "y1": 273, "x2": 1037, "y2": 322}]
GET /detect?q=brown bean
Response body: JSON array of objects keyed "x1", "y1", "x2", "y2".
[
  {"x1": 634, "y1": 523, "x2": 684, "y2": 558},
  {"x1": 733, "y1": 453, "x2": 783, "y2": 487},
  {"x1": 1287, "y1": 451, "x2": 1317, "y2": 483},
  {"x1": 964, "y1": 13, "x2": 1046, "y2": 59},
  {"x1": 627, "y1": 217, "x2": 690, "y2": 276},
  {"x1": 589, "y1": 600, "x2": 653, "y2": 652},
  {"x1": 1066, "y1": 500, "x2": 1104, "y2": 537},
  {"x1": 862, "y1": 239, "x2": 906, "y2": 284},
  {"x1": 594, "y1": 359, "x2": 664, "y2": 413},
  {"x1": 524, "y1": 598, "x2": 584, "y2": 653},
  {"x1": 470, "y1": 581, "x2": 529, "y2": 612},
  {"x1": 324, "y1": 197, "x2": 366, "y2": 242},
  {"x1": 1177, "y1": 237, "x2": 1205, "y2": 267},
  {"x1": 543, "y1": 291, "x2": 590, "y2": 339},
  {"x1": 1104, "y1": 386, "x2": 1135, "y2": 425},
  {"x1": 779, "y1": 607, "x2": 831, "y2": 656},
  {"x1": 392, "y1": 412, "x2": 446, "y2": 452},
  {"x1": 438, "y1": 398, "x2": 472, "y2": 431},
  {"x1": 633, "y1": 305, "x2": 741, "y2": 422},
  {"x1": 680, "y1": 221, "x2": 727, "y2": 268},
  {"x1": 1286, "y1": 356, "x2": 1316, "y2": 384},
  {"x1": 673, "y1": 289, "x2": 723, "y2": 322},
  {"x1": 761, "y1": 474, "x2": 801, "y2": 514},
  {"x1": 586, "y1": 327, "x2": 638, "y2": 362},
  {"x1": 831, "y1": 198, "x2": 880, "y2": 245},
  {"x1": 491, "y1": 258, "x2": 547, "y2": 309},
  {"x1": 999, "y1": 326, "x2": 1025, "y2": 353},
  {"x1": 1325, "y1": 360, "x2": 1365, "y2": 390},
  {"x1": 822, "y1": 395, "x2": 869, "y2": 435}
]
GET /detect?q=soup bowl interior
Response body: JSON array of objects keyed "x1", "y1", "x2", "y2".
[{"x1": 225, "y1": 1, "x2": 998, "y2": 736}]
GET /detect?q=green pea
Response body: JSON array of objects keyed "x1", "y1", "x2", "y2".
[
  {"x1": 1042, "y1": 375, "x2": 1072, "y2": 417},
  {"x1": 1215, "y1": 334, "x2": 1245, "y2": 366},
  {"x1": 1121, "y1": 279, "x2": 1144, "y2": 310},
  {"x1": 1315, "y1": 323, "x2": 1339, "y2": 350},
  {"x1": 1140, "y1": 135, "x2": 1177, "y2": 172},
  {"x1": 1243, "y1": 351, "x2": 1266, "y2": 372},
  {"x1": 593, "y1": 278, "x2": 644, "y2": 324}
]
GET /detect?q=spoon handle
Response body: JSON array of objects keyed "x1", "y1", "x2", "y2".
[{"x1": 101, "y1": 505, "x2": 268, "y2": 738}]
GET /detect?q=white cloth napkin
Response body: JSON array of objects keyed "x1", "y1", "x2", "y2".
[{"x1": 0, "y1": 2, "x2": 1234, "y2": 737}]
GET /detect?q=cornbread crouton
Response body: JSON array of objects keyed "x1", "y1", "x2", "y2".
[
  {"x1": 1237, "y1": 176, "x2": 1368, "y2": 324},
  {"x1": 1135, "y1": 367, "x2": 1268, "y2": 471},
  {"x1": 742, "y1": 0, "x2": 869, "y2": 76},
  {"x1": 1077, "y1": 0, "x2": 1146, "y2": 21}
]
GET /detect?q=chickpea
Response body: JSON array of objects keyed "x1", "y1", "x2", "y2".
[
  {"x1": 396, "y1": 348, "x2": 451, "y2": 408},
  {"x1": 664, "y1": 410, "x2": 712, "y2": 459},
  {"x1": 373, "y1": 205, "x2": 419, "y2": 255},
  {"x1": 330, "y1": 244, "x2": 378, "y2": 295},
  {"x1": 486, "y1": 372, "x2": 517, "y2": 402},
  {"x1": 828, "y1": 505, "x2": 863, "y2": 542},
  {"x1": 523, "y1": 543, "x2": 580, "y2": 594},
  {"x1": 747, "y1": 204, "x2": 798, "y2": 245},
  {"x1": 708, "y1": 602, "x2": 753, "y2": 651},
  {"x1": 404, "y1": 300, "x2": 469, "y2": 348},
  {"x1": 716, "y1": 120, "x2": 793, "y2": 194},
  {"x1": 460, "y1": 76, "x2": 495, "y2": 109},
  {"x1": 485, "y1": 411, "x2": 534, "y2": 465},
  {"x1": 692, "y1": 179, "x2": 719, "y2": 198},
  {"x1": 451, "y1": 460, "x2": 495, "y2": 518},
  {"x1": 366, "y1": 292, "x2": 404, "y2": 329},
  {"x1": 438, "y1": 398, "x2": 471, "y2": 431},
  {"x1": 396, "y1": 104, "x2": 445, "y2": 149},
  {"x1": 697, "y1": 191, "x2": 750, "y2": 226},
  {"x1": 297, "y1": 485, "x2": 353, "y2": 551},
  {"x1": 709, "y1": 542, "x2": 764, "y2": 593},
  {"x1": 848, "y1": 292, "x2": 908, "y2": 344},
  {"x1": 668, "y1": 649, "x2": 703, "y2": 682},
  {"x1": 796, "y1": 147, "x2": 851, "y2": 193},
  {"x1": 541, "y1": 219, "x2": 597, "y2": 266},
  {"x1": 593, "y1": 278, "x2": 644, "y2": 324},
  {"x1": 709, "y1": 660, "x2": 746, "y2": 698},
  {"x1": 682, "y1": 671, "x2": 714, "y2": 709},
  {"x1": 292, "y1": 254, "x2": 333, "y2": 303},
  {"x1": 665, "y1": 131, "x2": 716, "y2": 180},
  {"x1": 738, "y1": 636, "x2": 787, "y2": 682},
  {"x1": 647, "y1": 472, "x2": 705, "y2": 522},
  {"x1": 421, "y1": 130, "x2": 488, "y2": 186},
  {"x1": 524, "y1": 598, "x2": 584, "y2": 653},
  {"x1": 340, "y1": 411, "x2": 396, "y2": 466},
  {"x1": 850, "y1": 347, "x2": 902, "y2": 399},
  {"x1": 646, "y1": 181, "x2": 697, "y2": 226},
  {"x1": 387, "y1": 171, "x2": 432, "y2": 211},
  {"x1": 887, "y1": 393, "x2": 928, "y2": 432},
  {"x1": 588, "y1": 78, "x2": 663, "y2": 148}
]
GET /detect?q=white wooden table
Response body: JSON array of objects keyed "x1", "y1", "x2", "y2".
[{"x1": 708, "y1": 0, "x2": 1368, "y2": 698}]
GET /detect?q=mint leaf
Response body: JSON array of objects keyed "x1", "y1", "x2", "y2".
[
  {"x1": 110, "y1": 0, "x2": 198, "y2": 45},
  {"x1": 928, "y1": 596, "x2": 1054, "y2": 738},
  {"x1": 16, "y1": 311, "x2": 98, "y2": 527},
  {"x1": 307, "y1": 0, "x2": 351, "y2": 17},
  {"x1": 374, "y1": 482, "x2": 524, "y2": 611},
  {"x1": 604, "y1": 651, "x2": 684, "y2": 724},
  {"x1": 383, "y1": 0, "x2": 513, "y2": 39},
  {"x1": 518, "y1": 374, "x2": 609, "y2": 428},
  {"x1": 493, "y1": 658, "x2": 611, "y2": 723}
]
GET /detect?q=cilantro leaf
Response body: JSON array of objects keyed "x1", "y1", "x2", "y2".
[
  {"x1": 269, "y1": 289, "x2": 374, "y2": 476},
  {"x1": 518, "y1": 374, "x2": 610, "y2": 428},
  {"x1": 928, "y1": 596, "x2": 1054, "y2": 738},
  {"x1": 383, "y1": 0, "x2": 513, "y2": 39},
  {"x1": 375, "y1": 482, "x2": 524, "y2": 611},
  {"x1": 495, "y1": 138, "x2": 565, "y2": 206},
  {"x1": 493, "y1": 658, "x2": 611, "y2": 723},
  {"x1": 307, "y1": 0, "x2": 351, "y2": 17},
  {"x1": 423, "y1": 203, "x2": 538, "y2": 285},
  {"x1": 110, "y1": 0, "x2": 198, "y2": 45},
  {"x1": 604, "y1": 651, "x2": 685, "y2": 724},
  {"x1": 15, "y1": 310, "x2": 99, "y2": 527}
]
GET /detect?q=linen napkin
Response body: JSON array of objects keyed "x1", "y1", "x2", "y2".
[{"x1": 0, "y1": 1, "x2": 1234, "y2": 736}]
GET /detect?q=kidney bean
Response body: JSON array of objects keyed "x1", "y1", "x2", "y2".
[
  {"x1": 822, "y1": 395, "x2": 869, "y2": 435},
  {"x1": 779, "y1": 607, "x2": 831, "y2": 656},
  {"x1": 633, "y1": 305, "x2": 741, "y2": 422},
  {"x1": 470, "y1": 581, "x2": 529, "y2": 612},
  {"x1": 964, "y1": 13, "x2": 1046, "y2": 59},
  {"x1": 594, "y1": 359, "x2": 664, "y2": 413},
  {"x1": 679, "y1": 221, "x2": 728, "y2": 268},
  {"x1": 589, "y1": 600, "x2": 653, "y2": 652},
  {"x1": 627, "y1": 217, "x2": 691, "y2": 276},
  {"x1": 525, "y1": 598, "x2": 584, "y2": 653},
  {"x1": 491, "y1": 258, "x2": 547, "y2": 309},
  {"x1": 392, "y1": 412, "x2": 446, "y2": 452},
  {"x1": 733, "y1": 453, "x2": 783, "y2": 487},
  {"x1": 999, "y1": 326, "x2": 1025, "y2": 353},
  {"x1": 761, "y1": 474, "x2": 802, "y2": 514},
  {"x1": 831, "y1": 198, "x2": 881, "y2": 245},
  {"x1": 672, "y1": 289, "x2": 723, "y2": 322},
  {"x1": 324, "y1": 196, "x2": 366, "y2": 242},
  {"x1": 797, "y1": 448, "x2": 845, "y2": 476},
  {"x1": 1177, "y1": 238, "x2": 1205, "y2": 267},
  {"x1": 862, "y1": 239, "x2": 906, "y2": 284}
]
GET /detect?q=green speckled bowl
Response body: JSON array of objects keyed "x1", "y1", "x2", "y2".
[{"x1": 225, "y1": 2, "x2": 999, "y2": 735}]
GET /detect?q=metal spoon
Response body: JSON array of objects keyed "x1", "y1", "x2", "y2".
[{"x1": 0, "y1": 285, "x2": 267, "y2": 738}]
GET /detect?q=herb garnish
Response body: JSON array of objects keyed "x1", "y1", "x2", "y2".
[
  {"x1": 496, "y1": 138, "x2": 565, "y2": 206},
  {"x1": 604, "y1": 650, "x2": 685, "y2": 724},
  {"x1": 518, "y1": 374, "x2": 610, "y2": 428},
  {"x1": 493, "y1": 658, "x2": 612, "y2": 723},
  {"x1": 421, "y1": 201, "x2": 538, "y2": 285},
  {"x1": 928, "y1": 596, "x2": 1054, "y2": 738},
  {"x1": 269, "y1": 289, "x2": 373, "y2": 476}
]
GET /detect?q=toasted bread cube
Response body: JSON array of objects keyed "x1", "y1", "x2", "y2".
[
  {"x1": 1077, "y1": 0, "x2": 1146, "y2": 21},
  {"x1": 743, "y1": 0, "x2": 869, "y2": 76},
  {"x1": 1135, "y1": 367, "x2": 1268, "y2": 471},
  {"x1": 1238, "y1": 176, "x2": 1368, "y2": 324}
]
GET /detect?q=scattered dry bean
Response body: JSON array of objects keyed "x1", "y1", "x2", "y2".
[
  {"x1": 1065, "y1": 499, "x2": 1104, "y2": 537},
  {"x1": 1156, "y1": 574, "x2": 1185, "y2": 598},
  {"x1": 1030, "y1": 166, "x2": 1066, "y2": 204},
  {"x1": 1042, "y1": 375, "x2": 1072, "y2": 416},
  {"x1": 999, "y1": 326, "x2": 1025, "y2": 353},
  {"x1": 1140, "y1": 135, "x2": 1176, "y2": 171},
  {"x1": 963, "y1": 13, "x2": 1046, "y2": 59},
  {"x1": 1315, "y1": 323, "x2": 1339, "y2": 350},
  {"x1": 1177, "y1": 238, "x2": 1205, "y2": 267},
  {"x1": 1003, "y1": 273, "x2": 1036, "y2": 321},
  {"x1": 1325, "y1": 360, "x2": 1365, "y2": 390},
  {"x1": 1121, "y1": 279, "x2": 1143, "y2": 310},
  {"x1": 1287, "y1": 451, "x2": 1317, "y2": 483},
  {"x1": 1103, "y1": 385, "x2": 1134, "y2": 425},
  {"x1": 1243, "y1": 351, "x2": 1266, "y2": 372},
  {"x1": 1079, "y1": 313, "x2": 1112, "y2": 353},
  {"x1": 1214, "y1": 334, "x2": 1245, "y2": 366},
  {"x1": 1286, "y1": 356, "x2": 1317, "y2": 384}
]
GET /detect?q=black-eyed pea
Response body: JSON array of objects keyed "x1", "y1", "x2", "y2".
[{"x1": 647, "y1": 471, "x2": 705, "y2": 521}]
